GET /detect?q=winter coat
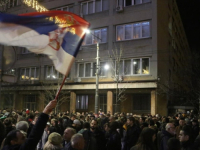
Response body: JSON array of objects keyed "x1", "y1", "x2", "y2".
[
  {"x1": 2, "y1": 113, "x2": 49, "y2": 150},
  {"x1": 159, "y1": 130, "x2": 174, "y2": 150},
  {"x1": 106, "y1": 131, "x2": 121, "y2": 150}
]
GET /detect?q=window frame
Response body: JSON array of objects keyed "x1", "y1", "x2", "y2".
[
  {"x1": 20, "y1": 67, "x2": 39, "y2": 81},
  {"x1": 83, "y1": 28, "x2": 108, "y2": 45},
  {"x1": 21, "y1": 48, "x2": 31, "y2": 54},
  {"x1": 124, "y1": 0, "x2": 151, "y2": 7},
  {"x1": 76, "y1": 95, "x2": 88, "y2": 110},
  {"x1": 56, "y1": 5, "x2": 74, "y2": 12},
  {"x1": 45, "y1": 65, "x2": 63, "y2": 80},
  {"x1": 116, "y1": 21, "x2": 151, "y2": 41},
  {"x1": 7, "y1": 0, "x2": 19, "y2": 8}
]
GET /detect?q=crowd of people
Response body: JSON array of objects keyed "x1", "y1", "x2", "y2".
[{"x1": 0, "y1": 104, "x2": 200, "y2": 150}]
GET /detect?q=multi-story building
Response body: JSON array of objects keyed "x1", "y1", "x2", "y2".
[{"x1": 0, "y1": 0, "x2": 191, "y2": 115}]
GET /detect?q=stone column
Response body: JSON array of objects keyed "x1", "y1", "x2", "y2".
[
  {"x1": 70, "y1": 91, "x2": 76, "y2": 113},
  {"x1": 107, "y1": 91, "x2": 113, "y2": 115},
  {"x1": 151, "y1": 90, "x2": 156, "y2": 115}
]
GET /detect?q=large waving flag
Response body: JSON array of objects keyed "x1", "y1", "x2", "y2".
[{"x1": 0, "y1": 11, "x2": 89, "y2": 76}]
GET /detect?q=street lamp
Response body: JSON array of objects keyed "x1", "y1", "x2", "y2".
[{"x1": 84, "y1": 29, "x2": 101, "y2": 114}]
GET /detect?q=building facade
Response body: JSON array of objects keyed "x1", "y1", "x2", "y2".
[{"x1": 0, "y1": 0, "x2": 191, "y2": 116}]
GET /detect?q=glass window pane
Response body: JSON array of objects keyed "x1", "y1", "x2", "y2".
[
  {"x1": 88, "y1": 1, "x2": 94, "y2": 14},
  {"x1": 116, "y1": 25, "x2": 123, "y2": 41},
  {"x1": 143, "y1": 0, "x2": 150, "y2": 3},
  {"x1": 124, "y1": 60, "x2": 131, "y2": 75},
  {"x1": 142, "y1": 58, "x2": 149, "y2": 74},
  {"x1": 133, "y1": 59, "x2": 140, "y2": 74},
  {"x1": 101, "y1": 28, "x2": 107, "y2": 43},
  {"x1": 68, "y1": 6, "x2": 74, "y2": 13},
  {"x1": 46, "y1": 66, "x2": 51, "y2": 79},
  {"x1": 21, "y1": 69, "x2": 25, "y2": 80},
  {"x1": 125, "y1": 24, "x2": 132, "y2": 39},
  {"x1": 30, "y1": 68, "x2": 35, "y2": 80},
  {"x1": 100, "y1": 62, "x2": 106, "y2": 76},
  {"x1": 125, "y1": 0, "x2": 132, "y2": 6},
  {"x1": 93, "y1": 62, "x2": 96, "y2": 76},
  {"x1": 35, "y1": 68, "x2": 39, "y2": 80},
  {"x1": 85, "y1": 63, "x2": 91, "y2": 77},
  {"x1": 102, "y1": 0, "x2": 109, "y2": 11},
  {"x1": 79, "y1": 64, "x2": 84, "y2": 77},
  {"x1": 86, "y1": 33, "x2": 92, "y2": 44},
  {"x1": 93, "y1": 30, "x2": 101, "y2": 44},
  {"x1": 95, "y1": 0, "x2": 101, "y2": 12},
  {"x1": 133, "y1": 23, "x2": 141, "y2": 39},
  {"x1": 118, "y1": 61, "x2": 123, "y2": 75},
  {"x1": 142, "y1": 22, "x2": 150, "y2": 37},
  {"x1": 25, "y1": 68, "x2": 30, "y2": 80},
  {"x1": 82, "y1": 3, "x2": 87, "y2": 15},
  {"x1": 135, "y1": 0, "x2": 141, "y2": 4}
]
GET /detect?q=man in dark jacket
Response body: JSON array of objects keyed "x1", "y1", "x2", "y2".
[
  {"x1": 159, "y1": 123, "x2": 175, "y2": 150},
  {"x1": 2, "y1": 99, "x2": 57, "y2": 150},
  {"x1": 63, "y1": 127, "x2": 76, "y2": 150},
  {"x1": 124, "y1": 117, "x2": 141, "y2": 150},
  {"x1": 90, "y1": 119, "x2": 106, "y2": 150}
]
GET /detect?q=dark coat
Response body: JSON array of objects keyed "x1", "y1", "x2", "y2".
[
  {"x1": 160, "y1": 130, "x2": 174, "y2": 150},
  {"x1": 106, "y1": 131, "x2": 121, "y2": 150},
  {"x1": 181, "y1": 140, "x2": 195, "y2": 150},
  {"x1": 2, "y1": 113, "x2": 49, "y2": 150},
  {"x1": 91, "y1": 128, "x2": 106, "y2": 150},
  {"x1": 63, "y1": 141, "x2": 75, "y2": 150},
  {"x1": 124, "y1": 124, "x2": 141, "y2": 150}
]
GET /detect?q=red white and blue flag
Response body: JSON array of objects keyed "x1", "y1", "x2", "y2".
[{"x1": 0, "y1": 11, "x2": 89, "y2": 76}]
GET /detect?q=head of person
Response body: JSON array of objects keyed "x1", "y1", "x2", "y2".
[
  {"x1": 33, "y1": 114, "x2": 39, "y2": 124},
  {"x1": 4, "y1": 130, "x2": 26, "y2": 146},
  {"x1": 71, "y1": 134, "x2": 84, "y2": 150},
  {"x1": 139, "y1": 117, "x2": 146, "y2": 124},
  {"x1": 90, "y1": 119, "x2": 98, "y2": 131},
  {"x1": 127, "y1": 117, "x2": 135, "y2": 126},
  {"x1": 16, "y1": 121, "x2": 29, "y2": 133},
  {"x1": 109, "y1": 121, "x2": 119, "y2": 133},
  {"x1": 104, "y1": 123, "x2": 110, "y2": 132},
  {"x1": 179, "y1": 118, "x2": 185, "y2": 127},
  {"x1": 51, "y1": 119, "x2": 58, "y2": 127},
  {"x1": 63, "y1": 127, "x2": 76, "y2": 142},
  {"x1": 179, "y1": 125, "x2": 192, "y2": 142},
  {"x1": 109, "y1": 116, "x2": 115, "y2": 123},
  {"x1": 136, "y1": 127, "x2": 156, "y2": 148},
  {"x1": 43, "y1": 132, "x2": 63, "y2": 150},
  {"x1": 166, "y1": 123, "x2": 175, "y2": 135},
  {"x1": 82, "y1": 122, "x2": 90, "y2": 130},
  {"x1": 192, "y1": 119, "x2": 198, "y2": 126},
  {"x1": 71, "y1": 115, "x2": 76, "y2": 121},
  {"x1": 167, "y1": 138, "x2": 180, "y2": 150},
  {"x1": 3, "y1": 118, "x2": 12, "y2": 127},
  {"x1": 73, "y1": 119, "x2": 81, "y2": 127}
]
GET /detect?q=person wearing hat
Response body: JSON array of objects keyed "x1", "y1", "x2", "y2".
[
  {"x1": 192, "y1": 119, "x2": 199, "y2": 139},
  {"x1": 72, "y1": 119, "x2": 82, "y2": 133},
  {"x1": 43, "y1": 132, "x2": 63, "y2": 150}
]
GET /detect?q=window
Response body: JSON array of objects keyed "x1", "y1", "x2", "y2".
[
  {"x1": 45, "y1": 66, "x2": 63, "y2": 80},
  {"x1": 20, "y1": 67, "x2": 39, "y2": 80},
  {"x1": 116, "y1": 21, "x2": 150, "y2": 41},
  {"x1": 99, "y1": 95, "x2": 107, "y2": 113},
  {"x1": 115, "y1": 58, "x2": 150, "y2": 76},
  {"x1": 56, "y1": 5, "x2": 74, "y2": 13},
  {"x1": 24, "y1": 95, "x2": 37, "y2": 110},
  {"x1": 83, "y1": 28, "x2": 107, "y2": 45},
  {"x1": 4, "y1": 69, "x2": 15, "y2": 75},
  {"x1": 78, "y1": 62, "x2": 108, "y2": 77},
  {"x1": 22, "y1": 48, "x2": 31, "y2": 54},
  {"x1": 124, "y1": 0, "x2": 150, "y2": 6},
  {"x1": 3, "y1": 94, "x2": 14, "y2": 109},
  {"x1": 133, "y1": 94, "x2": 150, "y2": 112},
  {"x1": 76, "y1": 95, "x2": 88, "y2": 110},
  {"x1": 81, "y1": 0, "x2": 109, "y2": 15},
  {"x1": 7, "y1": 0, "x2": 19, "y2": 8}
]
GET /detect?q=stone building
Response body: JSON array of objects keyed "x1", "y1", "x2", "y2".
[{"x1": 0, "y1": 0, "x2": 191, "y2": 115}]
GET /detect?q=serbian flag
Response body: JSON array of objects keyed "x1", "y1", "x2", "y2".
[{"x1": 0, "y1": 11, "x2": 89, "y2": 76}]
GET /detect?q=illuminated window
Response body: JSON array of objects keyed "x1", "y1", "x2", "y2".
[
  {"x1": 116, "y1": 21, "x2": 150, "y2": 41},
  {"x1": 7, "y1": 0, "x2": 19, "y2": 8},
  {"x1": 83, "y1": 28, "x2": 107, "y2": 45},
  {"x1": 81, "y1": 0, "x2": 109, "y2": 15},
  {"x1": 76, "y1": 95, "x2": 88, "y2": 110},
  {"x1": 20, "y1": 67, "x2": 39, "y2": 80},
  {"x1": 124, "y1": 0, "x2": 150, "y2": 6},
  {"x1": 115, "y1": 58, "x2": 150, "y2": 76},
  {"x1": 45, "y1": 66, "x2": 63, "y2": 80},
  {"x1": 78, "y1": 62, "x2": 108, "y2": 77}
]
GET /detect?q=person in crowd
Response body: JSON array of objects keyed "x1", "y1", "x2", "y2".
[
  {"x1": 16, "y1": 121, "x2": 29, "y2": 133},
  {"x1": 0, "y1": 120, "x2": 5, "y2": 145},
  {"x1": 2, "y1": 99, "x2": 57, "y2": 150},
  {"x1": 37, "y1": 122, "x2": 50, "y2": 150},
  {"x1": 179, "y1": 125, "x2": 195, "y2": 150},
  {"x1": 63, "y1": 127, "x2": 76, "y2": 150},
  {"x1": 90, "y1": 119, "x2": 106, "y2": 150},
  {"x1": 191, "y1": 119, "x2": 199, "y2": 140},
  {"x1": 70, "y1": 134, "x2": 84, "y2": 150},
  {"x1": 43, "y1": 132, "x2": 63, "y2": 150},
  {"x1": 106, "y1": 121, "x2": 121, "y2": 150},
  {"x1": 124, "y1": 117, "x2": 141, "y2": 150},
  {"x1": 158, "y1": 123, "x2": 175, "y2": 150},
  {"x1": 139, "y1": 117, "x2": 148, "y2": 130},
  {"x1": 175, "y1": 118, "x2": 185, "y2": 139},
  {"x1": 3, "y1": 118, "x2": 16, "y2": 137},
  {"x1": 130, "y1": 127, "x2": 156, "y2": 150},
  {"x1": 27, "y1": 114, "x2": 39, "y2": 137},
  {"x1": 72, "y1": 119, "x2": 82, "y2": 133},
  {"x1": 167, "y1": 138, "x2": 181, "y2": 150},
  {"x1": 49, "y1": 119, "x2": 61, "y2": 135},
  {"x1": 78, "y1": 122, "x2": 90, "y2": 134}
]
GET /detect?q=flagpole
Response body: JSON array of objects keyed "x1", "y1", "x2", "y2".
[{"x1": 55, "y1": 75, "x2": 67, "y2": 101}]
